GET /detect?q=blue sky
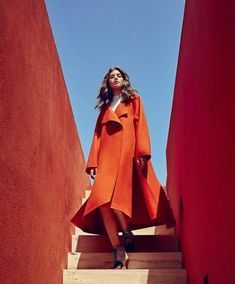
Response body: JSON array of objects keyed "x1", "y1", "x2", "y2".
[{"x1": 45, "y1": 0, "x2": 185, "y2": 184}]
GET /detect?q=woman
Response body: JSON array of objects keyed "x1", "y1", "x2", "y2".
[{"x1": 71, "y1": 66, "x2": 175, "y2": 269}]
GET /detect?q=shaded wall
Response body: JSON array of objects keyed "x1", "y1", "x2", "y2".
[
  {"x1": 166, "y1": 0, "x2": 235, "y2": 283},
  {"x1": 0, "y1": 1, "x2": 90, "y2": 283}
]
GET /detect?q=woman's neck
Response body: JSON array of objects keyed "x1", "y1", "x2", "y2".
[{"x1": 112, "y1": 90, "x2": 122, "y2": 97}]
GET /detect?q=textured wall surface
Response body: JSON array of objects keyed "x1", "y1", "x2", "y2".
[
  {"x1": 0, "y1": 1, "x2": 90, "y2": 283},
  {"x1": 166, "y1": 0, "x2": 235, "y2": 283}
]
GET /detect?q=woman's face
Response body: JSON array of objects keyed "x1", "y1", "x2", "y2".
[{"x1": 108, "y1": 69, "x2": 124, "y2": 91}]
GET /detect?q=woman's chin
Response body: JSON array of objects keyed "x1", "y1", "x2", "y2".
[{"x1": 111, "y1": 85, "x2": 122, "y2": 91}]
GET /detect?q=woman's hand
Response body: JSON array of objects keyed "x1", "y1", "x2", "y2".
[
  {"x1": 89, "y1": 168, "x2": 97, "y2": 179},
  {"x1": 136, "y1": 157, "x2": 147, "y2": 171}
]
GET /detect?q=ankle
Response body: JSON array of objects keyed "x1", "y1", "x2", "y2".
[
  {"x1": 122, "y1": 230, "x2": 130, "y2": 234},
  {"x1": 122, "y1": 230, "x2": 134, "y2": 237},
  {"x1": 113, "y1": 244, "x2": 125, "y2": 251},
  {"x1": 122, "y1": 230, "x2": 135, "y2": 252},
  {"x1": 113, "y1": 245, "x2": 128, "y2": 269}
]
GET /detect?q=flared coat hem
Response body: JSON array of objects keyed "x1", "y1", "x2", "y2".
[{"x1": 71, "y1": 160, "x2": 176, "y2": 235}]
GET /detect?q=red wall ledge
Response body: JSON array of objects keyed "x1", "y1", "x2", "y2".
[
  {"x1": 0, "y1": 1, "x2": 90, "y2": 283},
  {"x1": 166, "y1": 0, "x2": 235, "y2": 283}
]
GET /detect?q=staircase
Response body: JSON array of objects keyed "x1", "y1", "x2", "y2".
[{"x1": 63, "y1": 190, "x2": 187, "y2": 284}]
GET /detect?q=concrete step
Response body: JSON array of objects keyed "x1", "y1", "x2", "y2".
[
  {"x1": 132, "y1": 226, "x2": 156, "y2": 235},
  {"x1": 63, "y1": 268, "x2": 187, "y2": 284},
  {"x1": 72, "y1": 235, "x2": 179, "y2": 253},
  {"x1": 67, "y1": 252, "x2": 182, "y2": 269},
  {"x1": 75, "y1": 224, "x2": 175, "y2": 237},
  {"x1": 75, "y1": 227, "x2": 97, "y2": 236},
  {"x1": 84, "y1": 190, "x2": 91, "y2": 199},
  {"x1": 82, "y1": 198, "x2": 87, "y2": 205},
  {"x1": 74, "y1": 227, "x2": 156, "y2": 236},
  {"x1": 82, "y1": 190, "x2": 91, "y2": 204},
  {"x1": 132, "y1": 225, "x2": 175, "y2": 236},
  {"x1": 155, "y1": 225, "x2": 175, "y2": 235}
]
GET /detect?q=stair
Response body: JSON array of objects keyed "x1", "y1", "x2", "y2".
[
  {"x1": 67, "y1": 252, "x2": 182, "y2": 269},
  {"x1": 64, "y1": 190, "x2": 187, "y2": 284},
  {"x1": 64, "y1": 269, "x2": 186, "y2": 284}
]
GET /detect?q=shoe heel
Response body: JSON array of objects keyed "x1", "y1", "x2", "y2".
[
  {"x1": 123, "y1": 258, "x2": 129, "y2": 269},
  {"x1": 113, "y1": 246, "x2": 128, "y2": 269}
]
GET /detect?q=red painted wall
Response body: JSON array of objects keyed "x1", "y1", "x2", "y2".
[
  {"x1": 166, "y1": 0, "x2": 235, "y2": 283},
  {"x1": 0, "y1": 1, "x2": 90, "y2": 283}
]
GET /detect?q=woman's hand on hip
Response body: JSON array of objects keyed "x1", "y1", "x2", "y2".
[
  {"x1": 136, "y1": 157, "x2": 147, "y2": 171},
  {"x1": 89, "y1": 168, "x2": 97, "y2": 179}
]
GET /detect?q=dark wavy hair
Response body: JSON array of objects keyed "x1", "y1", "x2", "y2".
[{"x1": 95, "y1": 66, "x2": 138, "y2": 109}]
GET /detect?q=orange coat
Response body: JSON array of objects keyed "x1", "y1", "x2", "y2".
[{"x1": 71, "y1": 94, "x2": 175, "y2": 234}]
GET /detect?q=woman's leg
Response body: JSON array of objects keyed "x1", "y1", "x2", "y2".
[
  {"x1": 112, "y1": 209, "x2": 129, "y2": 231},
  {"x1": 113, "y1": 208, "x2": 135, "y2": 252},
  {"x1": 99, "y1": 206, "x2": 122, "y2": 247},
  {"x1": 99, "y1": 206, "x2": 129, "y2": 268}
]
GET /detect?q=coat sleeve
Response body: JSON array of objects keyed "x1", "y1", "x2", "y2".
[
  {"x1": 134, "y1": 95, "x2": 151, "y2": 160},
  {"x1": 85, "y1": 116, "x2": 101, "y2": 174}
]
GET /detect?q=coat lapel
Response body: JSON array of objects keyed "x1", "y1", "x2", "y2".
[
  {"x1": 115, "y1": 101, "x2": 128, "y2": 118},
  {"x1": 100, "y1": 101, "x2": 128, "y2": 125}
]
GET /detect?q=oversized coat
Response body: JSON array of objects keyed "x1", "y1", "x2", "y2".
[{"x1": 71, "y1": 94, "x2": 175, "y2": 234}]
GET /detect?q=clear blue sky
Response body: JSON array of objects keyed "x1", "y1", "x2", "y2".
[{"x1": 45, "y1": 0, "x2": 185, "y2": 184}]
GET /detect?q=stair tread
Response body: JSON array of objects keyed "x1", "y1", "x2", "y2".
[
  {"x1": 75, "y1": 226, "x2": 156, "y2": 236},
  {"x1": 63, "y1": 269, "x2": 187, "y2": 284},
  {"x1": 67, "y1": 252, "x2": 182, "y2": 269},
  {"x1": 75, "y1": 225, "x2": 175, "y2": 236},
  {"x1": 72, "y1": 234, "x2": 179, "y2": 252}
]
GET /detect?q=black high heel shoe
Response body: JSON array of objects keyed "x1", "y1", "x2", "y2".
[
  {"x1": 122, "y1": 230, "x2": 135, "y2": 252},
  {"x1": 113, "y1": 246, "x2": 129, "y2": 269}
]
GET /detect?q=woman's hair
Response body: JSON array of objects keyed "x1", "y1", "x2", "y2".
[{"x1": 95, "y1": 66, "x2": 138, "y2": 109}]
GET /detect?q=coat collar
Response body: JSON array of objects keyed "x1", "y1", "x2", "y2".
[{"x1": 100, "y1": 101, "x2": 128, "y2": 125}]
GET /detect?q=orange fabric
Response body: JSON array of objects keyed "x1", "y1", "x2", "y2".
[{"x1": 71, "y1": 94, "x2": 175, "y2": 234}]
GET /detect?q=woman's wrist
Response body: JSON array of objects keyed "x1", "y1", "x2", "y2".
[
  {"x1": 137, "y1": 156, "x2": 148, "y2": 161},
  {"x1": 136, "y1": 156, "x2": 147, "y2": 170},
  {"x1": 89, "y1": 167, "x2": 97, "y2": 172},
  {"x1": 88, "y1": 167, "x2": 97, "y2": 179}
]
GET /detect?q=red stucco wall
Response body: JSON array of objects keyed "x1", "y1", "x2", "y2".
[
  {"x1": 166, "y1": 0, "x2": 235, "y2": 283},
  {"x1": 0, "y1": 1, "x2": 90, "y2": 283}
]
